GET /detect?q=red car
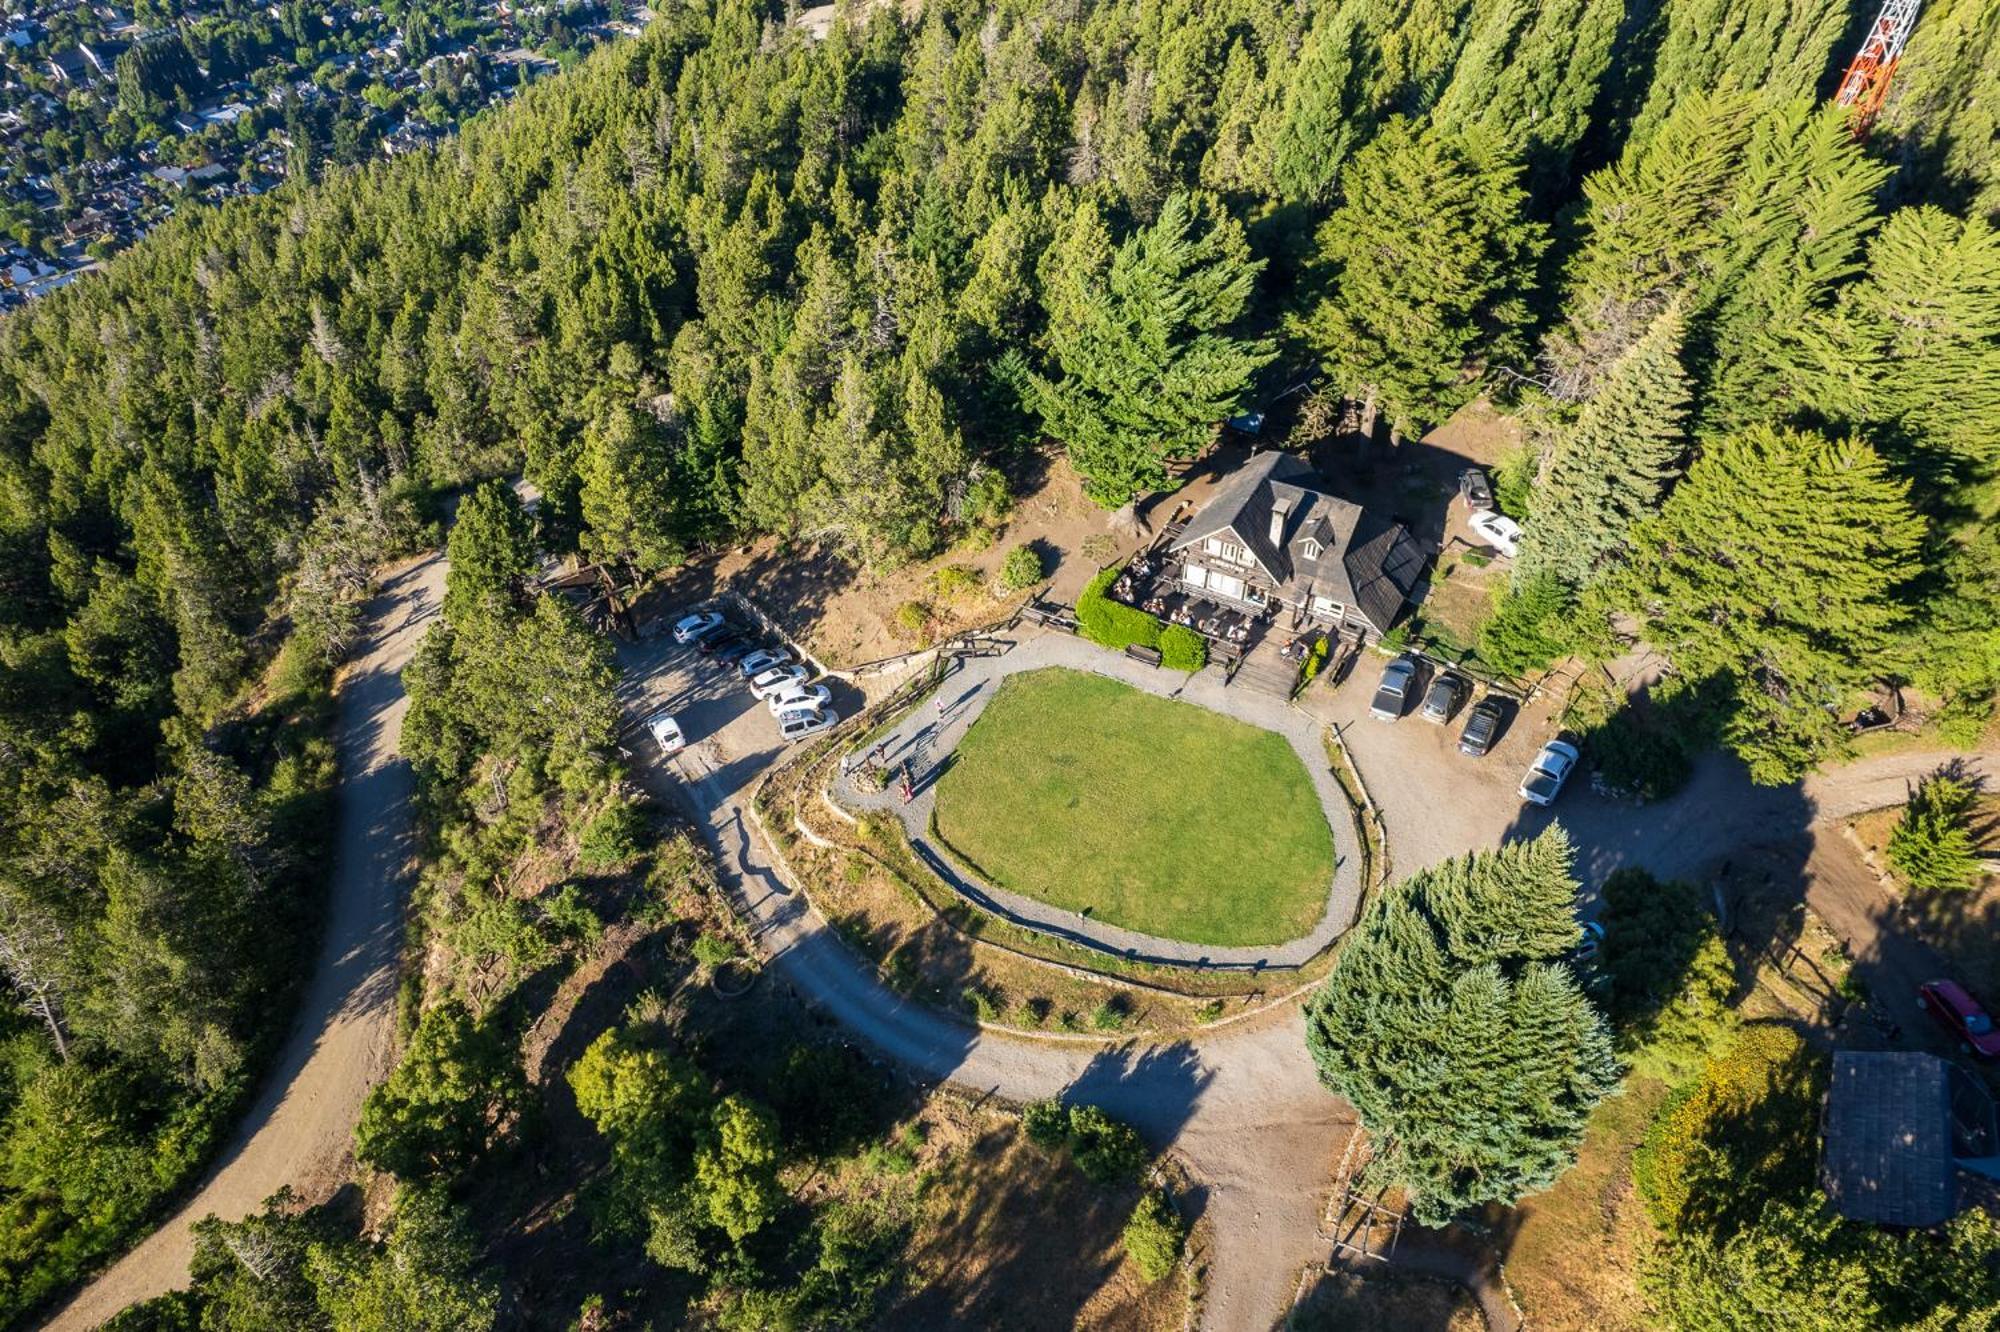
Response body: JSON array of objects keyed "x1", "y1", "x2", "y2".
[{"x1": 1918, "y1": 980, "x2": 2000, "y2": 1058}]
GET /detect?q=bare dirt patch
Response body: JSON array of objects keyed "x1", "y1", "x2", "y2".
[
  {"x1": 1289, "y1": 1266, "x2": 1486, "y2": 1331},
  {"x1": 702, "y1": 455, "x2": 1140, "y2": 669},
  {"x1": 1500, "y1": 1077, "x2": 1666, "y2": 1331},
  {"x1": 887, "y1": 1097, "x2": 1199, "y2": 1331}
]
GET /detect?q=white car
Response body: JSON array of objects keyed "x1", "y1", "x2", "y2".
[
  {"x1": 672, "y1": 610, "x2": 725, "y2": 644},
  {"x1": 738, "y1": 647, "x2": 795, "y2": 680},
  {"x1": 645, "y1": 710, "x2": 686, "y2": 755},
  {"x1": 777, "y1": 706, "x2": 838, "y2": 742},
  {"x1": 1469, "y1": 510, "x2": 1523, "y2": 558},
  {"x1": 749, "y1": 664, "x2": 811, "y2": 699},
  {"x1": 767, "y1": 682, "x2": 833, "y2": 716},
  {"x1": 1519, "y1": 739, "x2": 1581, "y2": 806}
]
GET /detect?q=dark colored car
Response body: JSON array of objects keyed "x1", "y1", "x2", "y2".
[
  {"x1": 1458, "y1": 695, "x2": 1508, "y2": 757},
  {"x1": 1419, "y1": 672, "x2": 1469, "y2": 724},
  {"x1": 1919, "y1": 980, "x2": 2000, "y2": 1058},
  {"x1": 702, "y1": 632, "x2": 752, "y2": 661},
  {"x1": 1369, "y1": 657, "x2": 1419, "y2": 721},
  {"x1": 1459, "y1": 468, "x2": 1495, "y2": 512}
]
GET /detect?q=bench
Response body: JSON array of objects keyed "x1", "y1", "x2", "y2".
[{"x1": 1124, "y1": 644, "x2": 1163, "y2": 667}]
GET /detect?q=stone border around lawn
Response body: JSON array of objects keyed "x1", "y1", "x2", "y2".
[{"x1": 837, "y1": 633, "x2": 1367, "y2": 970}]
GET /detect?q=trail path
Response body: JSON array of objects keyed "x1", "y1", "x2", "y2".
[{"x1": 42, "y1": 555, "x2": 444, "y2": 1332}]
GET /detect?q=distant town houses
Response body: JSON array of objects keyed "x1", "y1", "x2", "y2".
[{"x1": 0, "y1": 0, "x2": 652, "y2": 307}]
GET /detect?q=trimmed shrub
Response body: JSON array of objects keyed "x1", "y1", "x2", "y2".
[
  {"x1": 999, "y1": 544, "x2": 1044, "y2": 591},
  {"x1": 1076, "y1": 566, "x2": 1162, "y2": 653},
  {"x1": 1122, "y1": 1189, "x2": 1188, "y2": 1282},
  {"x1": 1888, "y1": 772, "x2": 1982, "y2": 893},
  {"x1": 1158, "y1": 624, "x2": 1207, "y2": 672},
  {"x1": 1068, "y1": 1106, "x2": 1149, "y2": 1184}
]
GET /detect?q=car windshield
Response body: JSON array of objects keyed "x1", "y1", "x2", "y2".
[
  {"x1": 1524, "y1": 773, "x2": 1559, "y2": 796},
  {"x1": 1969, "y1": 1012, "x2": 1994, "y2": 1035}
]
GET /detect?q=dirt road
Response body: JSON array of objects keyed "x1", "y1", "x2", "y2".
[{"x1": 42, "y1": 554, "x2": 444, "y2": 1332}]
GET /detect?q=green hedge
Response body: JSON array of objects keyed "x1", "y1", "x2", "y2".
[
  {"x1": 1159, "y1": 624, "x2": 1206, "y2": 671},
  {"x1": 1076, "y1": 566, "x2": 1163, "y2": 652}
]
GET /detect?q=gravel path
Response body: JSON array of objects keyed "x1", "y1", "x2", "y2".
[
  {"x1": 843, "y1": 634, "x2": 1365, "y2": 968},
  {"x1": 42, "y1": 554, "x2": 444, "y2": 1332}
]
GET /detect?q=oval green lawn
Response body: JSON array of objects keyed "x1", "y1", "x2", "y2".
[{"x1": 931, "y1": 667, "x2": 1334, "y2": 947}]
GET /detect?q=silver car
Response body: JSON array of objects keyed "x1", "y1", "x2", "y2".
[
  {"x1": 776, "y1": 706, "x2": 838, "y2": 742},
  {"x1": 1370, "y1": 657, "x2": 1418, "y2": 721},
  {"x1": 1519, "y1": 740, "x2": 1581, "y2": 805}
]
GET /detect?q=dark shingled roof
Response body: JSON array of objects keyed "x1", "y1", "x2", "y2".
[
  {"x1": 1168, "y1": 451, "x2": 1424, "y2": 633},
  {"x1": 1822, "y1": 1050, "x2": 1956, "y2": 1228}
]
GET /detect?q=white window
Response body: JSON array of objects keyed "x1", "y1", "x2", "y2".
[
  {"x1": 1202, "y1": 536, "x2": 1245, "y2": 563},
  {"x1": 1210, "y1": 572, "x2": 1247, "y2": 601},
  {"x1": 1301, "y1": 539, "x2": 1322, "y2": 560},
  {"x1": 1311, "y1": 595, "x2": 1344, "y2": 619},
  {"x1": 1246, "y1": 585, "x2": 1267, "y2": 606},
  {"x1": 1184, "y1": 564, "x2": 1209, "y2": 590}
]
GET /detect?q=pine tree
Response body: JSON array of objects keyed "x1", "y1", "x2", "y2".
[
  {"x1": 1521, "y1": 301, "x2": 1692, "y2": 586},
  {"x1": 1292, "y1": 118, "x2": 1544, "y2": 439},
  {"x1": 1692, "y1": 102, "x2": 1888, "y2": 433},
  {"x1": 1304, "y1": 828, "x2": 1618, "y2": 1225},
  {"x1": 443, "y1": 481, "x2": 535, "y2": 627},
  {"x1": 1887, "y1": 771, "x2": 1983, "y2": 893},
  {"x1": 1616, "y1": 425, "x2": 1923, "y2": 783},
  {"x1": 1872, "y1": 0, "x2": 2000, "y2": 224},
  {"x1": 1022, "y1": 192, "x2": 1273, "y2": 506},
  {"x1": 1838, "y1": 207, "x2": 2000, "y2": 480},
  {"x1": 1545, "y1": 91, "x2": 1757, "y2": 400},
  {"x1": 1430, "y1": 0, "x2": 1624, "y2": 194},
  {"x1": 1624, "y1": 0, "x2": 1852, "y2": 151}
]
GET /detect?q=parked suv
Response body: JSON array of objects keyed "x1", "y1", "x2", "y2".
[
  {"x1": 1419, "y1": 672, "x2": 1469, "y2": 724},
  {"x1": 777, "y1": 707, "x2": 838, "y2": 743},
  {"x1": 1458, "y1": 695, "x2": 1507, "y2": 757},
  {"x1": 1458, "y1": 468, "x2": 1495, "y2": 511},
  {"x1": 1370, "y1": 657, "x2": 1419, "y2": 721}
]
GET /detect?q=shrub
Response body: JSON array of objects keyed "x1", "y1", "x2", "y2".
[
  {"x1": 1888, "y1": 772, "x2": 1982, "y2": 893},
  {"x1": 1022, "y1": 1099, "x2": 1071, "y2": 1150},
  {"x1": 691, "y1": 933, "x2": 741, "y2": 969},
  {"x1": 1090, "y1": 999, "x2": 1128, "y2": 1031},
  {"x1": 1599, "y1": 868, "x2": 1739, "y2": 1082},
  {"x1": 1076, "y1": 566, "x2": 1162, "y2": 653},
  {"x1": 1581, "y1": 702, "x2": 1694, "y2": 803},
  {"x1": 1122, "y1": 1189, "x2": 1188, "y2": 1282},
  {"x1": 577, "y1": 797, "x2": 646, "y2": 867},
  {"x1": 999, "y1": 544, "x2": 1044, "y2": 591},
  {"x1": 1068, "y1": 1106, "x2": 1149, "y2": 1184},
  {"x1": 892, "y1": 600, "x2": 932, "y2": 643},
  {"x1": 1297, "y1": 635, "x2": 1331, "y2": 692},
  {"x1": 961, "y1": 985, "x2": 1002, "y2": 1022},
  {"x1": 962, "y1": 468, "x2": 1013, "y2": 527},
  {"x1": 930, "y1": 563, "x2": 981, "y2": 602},
  {"x1": 1158, "y1": 624, "x2": 1206, "y2": 672}
]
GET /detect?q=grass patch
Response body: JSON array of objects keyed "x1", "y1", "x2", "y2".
[{"x1": 932, "y1": 668, "x2": 1333, "y2": 947}]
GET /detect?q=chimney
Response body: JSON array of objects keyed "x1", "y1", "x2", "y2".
[{"x1": 1269, "y1": 497, "x2": 1292, "y2": 548}]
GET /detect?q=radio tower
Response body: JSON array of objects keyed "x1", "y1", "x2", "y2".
[{"x1": 1834, "y1": 0, "x2": 1922, "y2": 136}]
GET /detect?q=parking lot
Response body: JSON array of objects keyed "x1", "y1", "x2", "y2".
[
  {"x1": 1306, "y1": 649, "x2": 1573, "y2": 882},
  {"x1": 611, "y1": 610, "x2": 875, "y2": 803}
]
